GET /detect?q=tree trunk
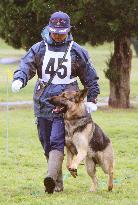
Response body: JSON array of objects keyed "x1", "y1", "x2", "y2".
[{"x1": 108, "y1": 36, "x2": 132, "y2": 108}]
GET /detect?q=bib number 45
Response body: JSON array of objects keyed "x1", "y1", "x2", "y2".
[{"x1": 45, "y1": 58, "x2": 68, "y2": 79}]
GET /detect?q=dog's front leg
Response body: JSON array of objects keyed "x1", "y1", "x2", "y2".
[
  {"x1": 69, "y1": 148, "x2": 87, "y2": 175},
  {"x1": 66, "y1": 148, "x2": 78, "y2": 178},
  {"x1": 69, "y1": 135, "x2": 88, "y2": 177},
  {"x1": 66, "y1": 147, "x2": 74, "y2": 170}
]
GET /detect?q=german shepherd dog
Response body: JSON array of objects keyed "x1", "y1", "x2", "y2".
[{"x1": 49, "y1": 89, "x2": 114, "y2": 192}]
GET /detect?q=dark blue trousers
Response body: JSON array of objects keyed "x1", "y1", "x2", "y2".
[{"x1": 37, "y1": 117, "x2": 65, "y2": 157}]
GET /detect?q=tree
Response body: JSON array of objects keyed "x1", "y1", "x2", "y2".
[
  {"x1": 68, "y1": 0, "x2": 138, "y2": 108},
  {"x1": 0, "y1": 0, "x2": 72, "y2": 49},
  {"x1": 0, "y1": 0, "x2": 138, "y2": 108},
  {"x1": 0, "y1": 0, "x2": 52, "y2": 49}
]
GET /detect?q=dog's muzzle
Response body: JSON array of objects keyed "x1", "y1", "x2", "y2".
[
  {"x1": 47, "y1": 98, "x2": 67, "y2": 114},
  {"x1": 52, "y1": 106, "x2": 66, "y2": 114}
]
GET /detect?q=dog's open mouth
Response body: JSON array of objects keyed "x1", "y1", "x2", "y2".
[
  {"x1": 52, "y1": 105, "x2": 66, "y2": 114},
  {"x1": 48, "y1": 97, "x2": 67, "y2": 114}
]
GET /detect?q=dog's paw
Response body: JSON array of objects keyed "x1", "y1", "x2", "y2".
[
  {"x1": 108, "y1": 185, "x2": 113, "y2": 191},
  {"x1": 68, "y1": 168, "x2": 78, "y2": 178},
  {"x1": 54, "y1": 185, "x2": 63, "y2": 192}
]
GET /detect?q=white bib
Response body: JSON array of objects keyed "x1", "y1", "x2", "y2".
[{"x1": 41, "y1": 41, "x2": 76, "y2": 84}]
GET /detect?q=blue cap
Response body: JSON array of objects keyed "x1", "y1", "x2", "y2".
[{"x1": 47, "y1": 11, "x2": 71, "y2": 34}]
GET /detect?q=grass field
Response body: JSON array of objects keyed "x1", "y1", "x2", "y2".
[
  {"x1": 0, "y1": 108, "x2": 138, "y2": 205},
  {"x1": 0, "y1": 38, "x2": 138, "y2": 205}
]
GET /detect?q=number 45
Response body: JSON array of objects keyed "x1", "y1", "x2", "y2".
[{"x1": 45, "y1": 58, "x2": 68, "y2": 79}]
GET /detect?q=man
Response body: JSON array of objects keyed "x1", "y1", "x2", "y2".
[{"x1": 12, "y1": 11, "x2": 100, "y2": 194}]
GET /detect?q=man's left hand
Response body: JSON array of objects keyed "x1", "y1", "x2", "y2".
[{"x1": 84, "y1": 102, "x2": 97, "y2": 113}]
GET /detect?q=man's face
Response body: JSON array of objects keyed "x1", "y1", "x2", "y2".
[{"x1": 51, "y1": 33, "x2": 67, "y2": 42}]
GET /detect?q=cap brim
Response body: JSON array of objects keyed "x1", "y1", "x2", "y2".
[{"x1": 47, "y1": 26, "x2": 70, "y2": 34}]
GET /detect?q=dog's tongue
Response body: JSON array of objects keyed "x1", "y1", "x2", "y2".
[{"x1": 52, "y1": 106, "x2": 62, "y2": 114}]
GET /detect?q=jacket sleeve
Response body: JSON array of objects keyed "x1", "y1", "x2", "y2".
[
  {"x1": 75, "y1": 47, "x2": 100, "y2": 101},
  {"x1": 13, "y1": 42, "x2": 41, "y2": 87}
]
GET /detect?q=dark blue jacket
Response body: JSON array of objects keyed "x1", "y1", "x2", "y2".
[{"x1": 13, "y1": 27, "x2": 100, "y2": 120}]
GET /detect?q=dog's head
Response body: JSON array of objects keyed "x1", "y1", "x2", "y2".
[{"x1": 48, "y1": 88, "x2": 88, "y2": 117}]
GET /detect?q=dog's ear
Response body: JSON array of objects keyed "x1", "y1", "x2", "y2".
[{"x1": 79, "y1": 88, "x2": 88, "y2": 101}]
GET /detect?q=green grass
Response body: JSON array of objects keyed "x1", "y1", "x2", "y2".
[
  {"x1": 0, "y1": 38, "x2": 138, "y2": 204},
  {"x1": 0, "y1": 108, "x2": 138, "y2": 205},
  {"x1": 0, "y1": 38, "x2": 25, "y2": 58}
]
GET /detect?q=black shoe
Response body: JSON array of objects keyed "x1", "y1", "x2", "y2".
[{"x1": 44, "y1": 177, "x2": 55, "y2": 194}]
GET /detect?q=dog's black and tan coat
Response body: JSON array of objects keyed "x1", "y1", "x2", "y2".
[{"x1": 49, "y1": 89, "x2": 114, "y2": 192}]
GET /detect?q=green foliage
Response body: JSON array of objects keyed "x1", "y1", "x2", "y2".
[
  {"x1": 0, "y1": 0, "x2": 138, "y2": 49},
  {"x1": 70, "y1": 0, "x2": 138, "y2": 45},
  {"x1": 0, "y1": 0, "x2": 55, "y2": 49}
]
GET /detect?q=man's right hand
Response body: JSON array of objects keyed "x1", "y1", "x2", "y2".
[{"x1": 12, "y1": 80, "x2": 23, "y2": 93}]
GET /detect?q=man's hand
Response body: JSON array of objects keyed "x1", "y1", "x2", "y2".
[
  {"x1": 12, "y1": 80, "x2": 23, "y2": 93},
  {"x1": 84, "y1": 102, "x2": 97, "y2": 113}
]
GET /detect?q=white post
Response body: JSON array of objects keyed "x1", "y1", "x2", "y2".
[{"x1": 6, "y1": 74, "x2": 9, "y2": 158}]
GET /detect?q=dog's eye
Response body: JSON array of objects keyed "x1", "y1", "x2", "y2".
[{"x1": 62, "y1": 93, "x2": 71, "y2": 100}]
